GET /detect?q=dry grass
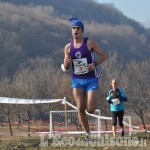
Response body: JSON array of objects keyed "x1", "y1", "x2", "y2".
[
  {"x1": 0, "y1": 125, "x2": 150, "y2": 150},
  {"x1": 0, "y1": 132, "x2": 150, "y2": 150}
]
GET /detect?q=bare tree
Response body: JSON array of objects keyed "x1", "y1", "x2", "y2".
[
  {"x1": 10, "y1": 57, "x2": 73, "y2": 135},
  {"x1": 99, "y1": 51, "x2": 124, "y2": 130},
  {"x1": 124, "y1": 59, "x2": 150, "y2": 130},
  {"x1": 0, "y1": 78, "x2": 15, "y2": 135}
]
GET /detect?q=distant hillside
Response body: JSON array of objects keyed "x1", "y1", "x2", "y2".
[
  {"x1": 0, "y1": 0, "x2": 150, "y2": 77},
  {"x1": 0, "y1": 0, "x2": 147, "y2": 33}
]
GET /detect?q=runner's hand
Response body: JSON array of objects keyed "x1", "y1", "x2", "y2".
[
  {"x1": 65, "y1": 53, "x2": 71, "y2": 64},
  {"x1": 88, "y1": 63, "x2": 95, "y2": 71}
]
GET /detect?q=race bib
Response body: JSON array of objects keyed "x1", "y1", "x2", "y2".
[
  {"x1": 73, "y1": 58, "x2": 89, "y2": 75},
  {"x1": 111, "y1": 98, "x2": 120, "y2": 105}
]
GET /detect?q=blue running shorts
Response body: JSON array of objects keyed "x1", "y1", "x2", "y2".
[{"x1": 71, "y1": 78, "x2": 99, "y2": 92}]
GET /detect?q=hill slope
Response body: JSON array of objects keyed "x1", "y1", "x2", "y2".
[{"x1": 0, "y1": 0, "x2": 150, "y2": 76}]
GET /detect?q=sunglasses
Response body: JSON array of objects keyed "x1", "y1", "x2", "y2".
[{"x1": 72, "y1": 26, "x2": 81, "y2": 30}]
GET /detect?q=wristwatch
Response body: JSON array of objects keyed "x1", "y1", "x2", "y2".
[{"x1": 94, "y1": 61, "x2": 98, "y2": 67}]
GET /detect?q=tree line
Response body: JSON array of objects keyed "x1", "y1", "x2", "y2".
[
  {"x1": 0, "y1": 0, "x2": 150, "y2": 136},
  {"x1": 0, "y1": 52, "x2": 149, "y2": 136}
]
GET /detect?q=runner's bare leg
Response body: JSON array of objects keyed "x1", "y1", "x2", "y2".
[
  {"x1": 86, "y1": 90, "x2": 97, "y2": 114},
  {"x1": 73, "y1": 88, "x2": 90, "y2": 133}
]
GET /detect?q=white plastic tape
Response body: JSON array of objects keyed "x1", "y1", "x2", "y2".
[{"x1": 0, "y1": 97, "x2": 63, "y2": 104}]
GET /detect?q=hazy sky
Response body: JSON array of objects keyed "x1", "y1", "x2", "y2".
[{"x1": 97, "y1": 0, "x2": 150, "y2": 27}]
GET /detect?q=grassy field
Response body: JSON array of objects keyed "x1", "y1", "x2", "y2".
[
  {"x1": 0, "y1": 132, "x2": 150, "y2": 150},
  {"x1": 0, "y1": 123, "x2": 150, "y2": 150}
]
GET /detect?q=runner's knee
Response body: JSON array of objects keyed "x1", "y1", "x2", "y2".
[
  {"x1": 87, "y1": 108, "x2": 95, "y2": 114},
  {"x1": 112, "y1": 122, "x2": 117, "y2": 126},
  {"x1": 119, "y1": 122, "x2": 123, "y2": 127},
  {"x1": 78, "y1": 106, "x2": 85, "y2": 113},
  {"x1": 112, "y1": 119, "x2": 117, "y2": 126}
]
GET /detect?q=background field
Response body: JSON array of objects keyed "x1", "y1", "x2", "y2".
[{"x1": 0, "y1": 124, "x2": 150, "y2": 150}]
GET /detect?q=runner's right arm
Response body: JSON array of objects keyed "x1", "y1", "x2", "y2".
[{"x1": 64, "y1": 43, "x2": 71, "y2": 71}]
